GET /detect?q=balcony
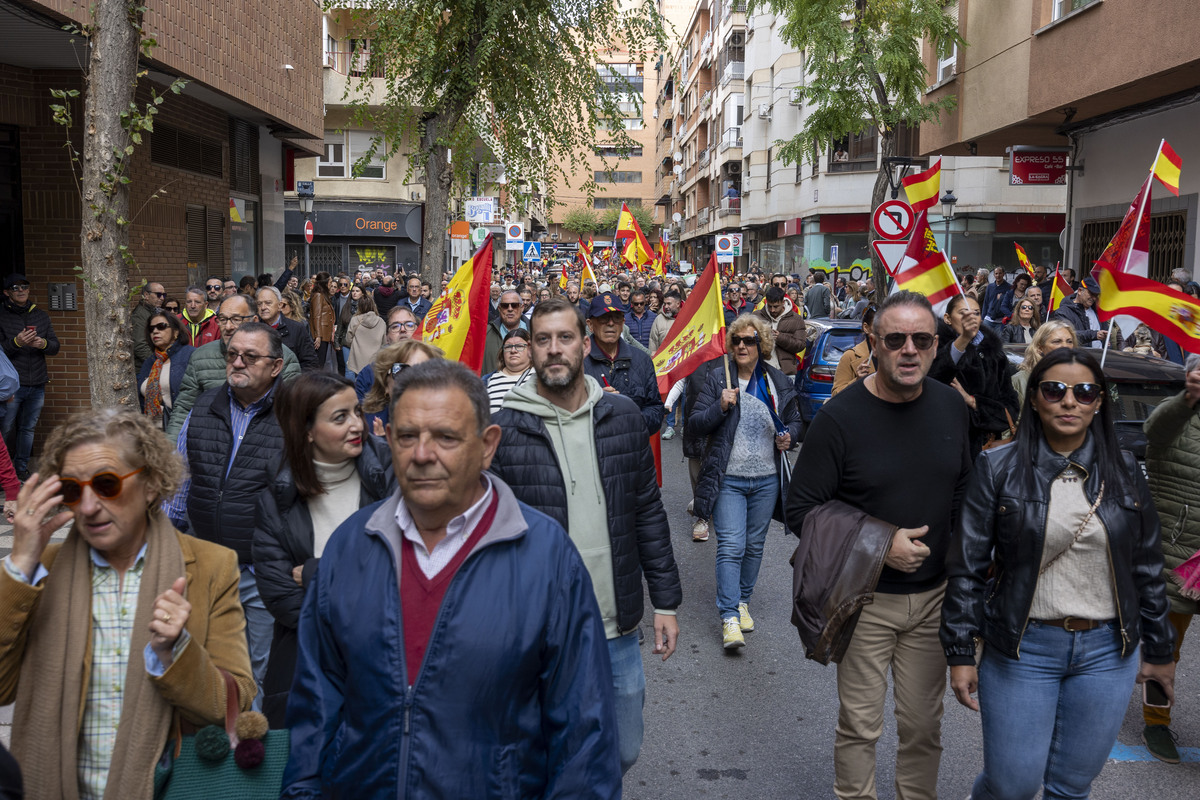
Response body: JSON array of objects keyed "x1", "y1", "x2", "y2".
[
  {"x1": 323, "y1": 49, "x2": 387, "y2": 105},
  {"x1": 698, "y1": 148, "x2": 711, "y2": 168},
  {"x1": 698, "y1": 32, "x2": 713, "y2": 66},
  {"x1": 718, "y1": 126, "x2": 743, "y2": 152},
  {"x1": 719, "y1": 196, "x2": 741, "y2": 217},
  {"x1": 721, "y1": 61, "x2": 744, "y2": 87},
  {"x1": 698, "y1": 207, "x2": 710, "y2": 226},
  {"x1": 723, "y1": 0, "x2": 747, "y2": 19}
]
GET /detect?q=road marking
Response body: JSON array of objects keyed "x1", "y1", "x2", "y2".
[{"x1": 1108, "y1": 743, "x2": 1200, "y2": 762}]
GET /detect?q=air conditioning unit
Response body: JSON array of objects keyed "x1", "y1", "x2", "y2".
[
  {"x1": 653, "y1": 108, "x2": 659, "y2": 119},
  {"x1": 727, "y1": 162, "x2": 742, "y2": 174},
  {"x1": 757, "y1": 103, "x2": 771, "y2": 120},
  {"x1": 789, "y1": 87, "x2": 803, "y2": 106}
]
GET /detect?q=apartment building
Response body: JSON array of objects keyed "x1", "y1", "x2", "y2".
[
  {"x1": 739, "y1": 4, "x2": 1065, "y2": 280},
  {"x1": 923, "y1": 0, "x2": 1198, "y2": 279},
  {"x1": 0, "y1": 0, "x2": 322, "y2": 428}
]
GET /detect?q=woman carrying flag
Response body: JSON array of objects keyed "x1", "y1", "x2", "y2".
[{"x1": 689, "y1": 315, "x2": 802, "y2": 650}]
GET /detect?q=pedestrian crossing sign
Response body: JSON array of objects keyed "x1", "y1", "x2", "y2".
[{"x1": 523, "y1": 241, "x2": 542, "y2": 263}]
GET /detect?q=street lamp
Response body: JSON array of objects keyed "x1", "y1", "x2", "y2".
[
  {"x1": 940, "y1": 190, "x2": 957, "y2": 262},
  {"x1": 297, "y1": 183, "x2": 315, "y2": 277}
]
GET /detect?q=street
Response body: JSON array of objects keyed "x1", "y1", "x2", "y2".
[{"x1": 625, "y1": 435, "x2": 1200, "y2": 799}]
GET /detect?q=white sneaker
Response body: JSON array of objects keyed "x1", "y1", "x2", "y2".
[{"x1": 692, "y1": 519, "x2": 709, "y2": 542}]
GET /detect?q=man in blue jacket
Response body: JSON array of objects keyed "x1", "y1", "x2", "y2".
[{"x1": 282, "y1": 359, "x2": 619, "y2": 799}]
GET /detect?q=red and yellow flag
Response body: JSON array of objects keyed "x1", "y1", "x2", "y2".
[
  {"x1": 559, "y1": 261, "x2": 568, "y2": 290},
  {"x1": 614, "y1": 203, "x2": 656, "y2": 270},
  {"x1": 1152, "y1": 139, "x2": 1182, "y2": 197},
  {"x1": 653, "y1": 253, "x2": 727, "y2": 397},
  {"x1": 651, "y1": 238, "x2": 668, "y2": 276},
  {"x1": 892, "y1": 210, "x2": 962, "y2": 316},
  {"x1": 1014, "y1": 242, "x2": 1034, "y2": 279},
  {"x1": 1094, "y1": 263, "x2": 1200, "y2": 351},
  {"x1": 577, "y1": 236, "x2": 593, "y2": 265},
  {"x1": 1048, "y1": 268, "x2": 1072, "y2": 313},
  {"x1": 420, "y1": 234, "x2": 494, "y2": 373},
  {"x1": 901, "y1": 159, "x2": 942, "y2": 215}
]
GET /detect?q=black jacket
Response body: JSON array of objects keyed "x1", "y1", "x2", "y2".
[
  {"x1": 1049, "y1": 295, "x2": 1108, "y2": 345},
  {"x1": 583, "y1": 338, "x2": 665, "y2": 436},
  {"x1": 940, "y1": 434, "x2": 1175, "y2": 666},
  {"x1": 929, "y1": 323, "x2": 1020, "y2": 458},
  {"x1": 490, "y1": 393, "x2": 682, "y2": 634},
  {"x1": 1000, "y1": 323, "x2": 1038, "y2": 345},
  {"x1": 269, "y1": 315, "x2": 319, "y2": 372},
  {"x1": 0, "y1": 299, "x2": 59, "y2": 386},
  {"x1": 688, "y1": 358, "x2": 802, "y2": 523},
  {"x1": 681, "y1": 358, "x2": 721, "y2": 460},
  {"x1": 252, "y1": 436, "x2": 394, "y2": 727},
  {"x1": 135, "y1": 340, "x2": 195, "y2": 428},
  {"x1": 184, "y1": 384, "x2": 284, "y2": 563}
]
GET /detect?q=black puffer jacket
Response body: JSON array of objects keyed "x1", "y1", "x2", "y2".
[
  {"x1": 490, "y1": 390, "x2": 681, "y2": 634},
  {"x1": 0, "y1": 299, "x2": 59, "y2": 386},
  {"x1": 929, "y1": 322, "x2": 1020, "y2": 458},
  {"x1": 1049, "y1": 295, "x2": 1108, "y2": 345},
  {"x1": 688, "y1": 357, "x2": 802, "y2": 524},
  {"x1": 252, "y1": 436, "x2": 394, "y2": 727},
  {"x1": 940, "y1": 433, "x2": 1175, "y2": 666},
  {"x1": 583, "y1": 338, "x2": 665, "y2": 436},
  {"x1": 681, "y1": 358, "x2": 721, "y2": 460}
]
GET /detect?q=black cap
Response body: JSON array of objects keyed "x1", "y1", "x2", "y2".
[
  {"x1": 4, "y1": 274, "x2": 28, "y2": 289},
  {"x1": 1081, "y1": 276, "x2": 1100, "y2": 295}
]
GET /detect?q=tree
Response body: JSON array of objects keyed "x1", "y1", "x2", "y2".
[
  {"x1": 334, "y1": 0, "x2": 667, "y2": 284},
  {"x1": 51, "y1": 0, "x2": 184, "y2": 407},
  {"x1": 598, "y1": 202, "x2": 655, "y2": 236},
  {"x1": 754, "y1": 0, "x2": 961, "y2": 294},
  {"x1": 561, "y1": 206, "x2": 604, "y2": 238}
]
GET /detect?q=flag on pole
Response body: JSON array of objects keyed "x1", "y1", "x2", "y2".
[
  {"x1": 901, "y1": 159, "x2": 942, "y2": 215},
  {"x1": 1094, "y1": 263, "x2": 1200, "y2": 351},
  {"x1": 1048, "y1": 268, "x2": 1072, "y2": 313},
  {"x1": 653, "y1": 254, "x2": 728, "y2": 397},
  {"x1": 892, "y1": 210, "x2": 962, "y2": 316},
  {"x1": 419, "y1": 234, "x2": 494, "y2": 373},
  {"x1": 1152, "y1": 139, "x2": 1182, "y2": 196},
  {"x1": 1094, "y1": 175, "x2": 1152, "y2": 280},
  {"x1": 577, "y1": 237, "x2": 593, "y2": 265},
  {"x1": 651, "y1": 238, "x2": 668, "y2": 276},
  {"x1": 559, "y1": 261, "x2": 568, "y2": 290},
  {"x1": 614, "y1": 203, "x2": 656, "y2": 270},
  {"x1": 1014, "y1": 242, "x2": 1035, "y2": 279}
]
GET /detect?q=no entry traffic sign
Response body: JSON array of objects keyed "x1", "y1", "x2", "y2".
[
  {"x1": 304, "y1": 219, "x2": 314, "y2": 244},
  {"x1": 872, "y1": 200, "x2": 915, "y2": 241}
]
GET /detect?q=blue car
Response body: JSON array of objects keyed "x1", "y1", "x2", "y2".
[{"x1": 793, "y1": 318, "x2": 866, "y2": 438}]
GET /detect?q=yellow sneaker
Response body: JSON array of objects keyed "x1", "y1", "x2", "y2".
[
  {"x1": 738, "y1": 602, "x2": 754, "y2": 632},
  {"x1": 722, "y1": 618, "x2": 745, "y2": 650}
]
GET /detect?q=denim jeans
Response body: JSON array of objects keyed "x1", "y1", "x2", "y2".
[
  {"x1": 972, "y1": 620, "x2": 1138, "y2": 800},
  {"x1": 607, "y1": 631, "x2": 645, "y2": 774},
  {"x1": 1, "y1": 384, "x2": 45, "y2": 474},
  {"x1": 239, "y1": 567, "x2": 273, "y2": 713},
  {"x1": 712, "y1": 472, "x2": 778, "y2": 620}
]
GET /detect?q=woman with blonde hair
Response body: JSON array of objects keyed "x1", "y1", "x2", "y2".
[
  {"x1": 1013, "y1": 320, "x2": 1078, "y2": 407},
  {"x1": 280, "y1": 288, "x2": 306, "y2": 323},
  {"x1": 362, "y1": 338, "x2": 444, "y2": 435}
]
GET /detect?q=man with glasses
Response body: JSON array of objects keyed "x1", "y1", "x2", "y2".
[
  {"x1": 164, "y1": 294, "x2": 302, "y2": 442},
  {"x1": 481, "y1": 290, "x2": 527, "y2": 375},
  {"x1": 584, "y1": 293, "x2": 664, "y2": 436},
  {"x1": 204, "y1": 277, "x2": 225, "y2": 311},
  {"x1": 403, "y1": 277, "x2": 432, "y2": 321},
  {"x1": 786, "y1": 291, "x2": 971, "y2": 800},
  {"x1": 166, "y1": 322, "x2": 288, "y2": 707},
  {"x1": 131, "y1": 281, "x2": 166, "y2": 373},
  {"x1": 255, "y1": 286, "x2": 319, "y2": 372},
  {"x1": 0, "y1": 275, "x2": 60, "y2": 479}
]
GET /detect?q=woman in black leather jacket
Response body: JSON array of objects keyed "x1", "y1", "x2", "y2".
[{"x1": 940, "y1": 347, "x2": 1175, "y2": 800}]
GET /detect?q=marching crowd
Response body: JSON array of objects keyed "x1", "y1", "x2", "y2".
[{"x1": 0, "y1": 252, "x2": 1196, "y2": 800}]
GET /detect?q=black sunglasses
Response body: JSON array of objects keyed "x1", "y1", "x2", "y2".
[
  {"x1": 879, "y1": 332, "x2": 936, "y2": 351},
  {"x1": 731, "y1": 334, "x2": 760, "y2": 347},
  {"x1": 1038, "y1": 381, "x2": 1102, "y2": 406},
  {"x1": 499, "y1": 302, "x2": 522, "y2": 310},
  {"x1": 148, "y1": 322, "x2": 172, "y2": 332},
  {"x1": 206, "y1": 284, "x2": 222, "y2": 290},
  {"x1": 60, "y1": 468, "x2": 144, "y2": 505}
]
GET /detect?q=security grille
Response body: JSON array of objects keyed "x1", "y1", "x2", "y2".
[
  {"x1": 151, "y1": 124, "x2": 224, "y2": 179},
  {"x1": 1079, "y1": 210, "x2": 1186, "y2": 283},
  {"x1": 228, "y1": 118, "x2": 260, "y2": 195}
]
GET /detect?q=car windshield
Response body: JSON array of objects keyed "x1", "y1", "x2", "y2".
[
  {"x1": 822, "y1": 330, "x2": 865, "y2": 363},
  {"x1": 1107, "y1": 381, "x2": 1181, "y2": 423}
]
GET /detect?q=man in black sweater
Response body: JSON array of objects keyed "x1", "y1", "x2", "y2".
[{"x1": 786, "y1": 290, "x2": 971, "y2": 800}]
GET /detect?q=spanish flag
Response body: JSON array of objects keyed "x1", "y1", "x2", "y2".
[
  {"x1": 614, "y1": 203, "x2": 656, "y2": 270},
  {"x1": 1152, "y1": 139, "x2": 1182, "y2": 197},
  {"x1": 892, "y1": 210, "x2": 962, "y2": 316},
  {"x1": 559, "y1": 261, "x2": 568, "y2": 290},
  {"x1": 581, "y1": 257, "x2": 598, "y2": 287},
  {"x1": 420, "y1": 234, "x2": 493, "y2": 373},
  {"x1": 1048, "y1": 268, "x2": 1072, "y2": 313},
  {"x1": 901, "y1": 159, "x2": 941, "y2": 215},
  {"x1": 1014, "y1": 242, "x2": 1034, "y2": 279},
  {"x1": 1094, "y1": 263, "x2": 1200, "y2": 351},
  {"x1": 650, "y1": 238, "x2": 668, "y2": 276},
  {"x1": 653, "y1": 253, "x2": 727, "y2": 398},
  {"x1": 577, "y1": 236, "x2": 593, "y2": 265}
]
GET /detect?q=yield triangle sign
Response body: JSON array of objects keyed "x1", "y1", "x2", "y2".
[{"x1": 871, "y1": 240, "x2": 909, "y2": 277}]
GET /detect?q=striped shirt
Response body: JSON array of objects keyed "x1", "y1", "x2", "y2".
[{"x1": 484, "y1": 368, "x2": 533, "y2": 413}]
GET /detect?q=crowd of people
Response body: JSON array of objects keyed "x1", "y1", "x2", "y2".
[{"x1": 0, "y1": 251, "x2": 1196, "y2": 800}]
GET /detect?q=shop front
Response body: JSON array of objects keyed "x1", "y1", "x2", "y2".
[{"x1": 284, "y1": 201, "x2": 423, "y2": 278}]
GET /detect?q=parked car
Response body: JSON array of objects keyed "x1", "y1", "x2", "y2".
[{"x1": 793, "y1": 318, "x2": 866, "y2": 439}]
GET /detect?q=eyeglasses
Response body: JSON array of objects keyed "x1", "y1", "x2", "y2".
[
  {"x1": 499, "y1": 302, "x2": 522, "y2": 310},
  {"x1": 390, "y1": 362, "x2": 410, "y2": 376},
  {"x1": 632, "y1": 302, "x2": 646, "y2": 307},
  {"x1": 206, "y1": 284, "x2": 222, "y2": 291},
  {"x1": 59, "y1": 468, "x2": 144, "y2": 506},
  {"x1": 388, "y1": 321, "x2": 419, "y2": 332},
  {"x1": 9, "y1": 284, "x2": 29, "y2": 291},
  {"x1": 216, "y1": 314, "x2": 254, "y2": 325},
  {"x1": 731, "y1": 334, "x2": 760, "y2": 348},
  {"x1": 149, "y1": 291, "x2": 165, "y2": 298},
  {"x1": 878, "y1": 332, "x2": 937, "y2": 351},
  {"x1": 224, "y1": 349, "x2": 276, "y2": 366},
  {"x1": 148, "y1": 322, "x2": 172, "y2": 332},
  {"x1": 503, "y1": 343, "x2": 528, "y2": 352},
  {"x1": 1038, "y1": 381, "x2": 1102, "y2": 406}
]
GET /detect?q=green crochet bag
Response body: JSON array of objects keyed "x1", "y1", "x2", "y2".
[{"x1": 154, "y1": 671, "x2": 290, "y2": 800}]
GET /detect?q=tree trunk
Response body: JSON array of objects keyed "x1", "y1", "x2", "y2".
[
  {"x1": 420, "y1": 123, "x2": 451, "y2": 285},
  {"x1": 79, "y1": 0, "x2": 140, "y2": 408},
  {"x1": 870, "y1": 128, "x2": 897, "y2": 301}
]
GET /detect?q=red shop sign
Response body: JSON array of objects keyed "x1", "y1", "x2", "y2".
[{"x1": 1009, "y1": 146, "x2": 1069, "y2": 186}]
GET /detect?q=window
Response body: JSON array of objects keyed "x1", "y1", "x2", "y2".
[
  {"x1": 598, "y1": 119, "x2": 645, "y2": 131},
  {"x1": 829, "y1": 127, "x2": 878, "y2": 173},
  {"x1": 592, "y1": 197, "x2": 639, "y2": 210},
  {"x1": 1053, "y1": 0, "x2": 1096, "y2": 20},
  {"x1": 595, "y1": 170, "x2": 643, "y2": 184},
  {"x1": 1080, "y1": 211, "x2": 1186, "y2": 283},
  {"x1": 186, "y1": 205, "x2": 224, "y2": 272},
  {"x1": 318, "y1": 131, "x2": 345, "y2": 177},
  {"x1": 348, "y1": 131, "x2": 386, "y2": 179},
  {"x1": 595, "y1": 145, "x2": 644, "y2": 158},
  {"x1": 937, "y1": 42, "x2": 957, "y2": 83},
  {"x1": 598, "y1": 64, "x2": 644, "y2": 95},
  {"x1": 228, "y1": 118, "x2": 259, "y2": 195},
  {"x1": 765, "y1": 147, "x2": 772, "y2": 191}
]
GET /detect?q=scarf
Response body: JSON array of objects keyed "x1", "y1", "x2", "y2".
[
  {"x1": 144, "y1": 349, "x2": 169, "y2": 420},
  {"x1": 12, "y1": 513, "x2": 185, "y2": 800},
  {"x1": 746, "y1": 361, "x2": 787, "y2": 436}
]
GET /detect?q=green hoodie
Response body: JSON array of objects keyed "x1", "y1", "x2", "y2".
[{"x1": 502, "y1": 376, "x2": 621, "y2": 638}]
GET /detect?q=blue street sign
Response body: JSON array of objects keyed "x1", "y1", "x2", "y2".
[{"x1": 523, "y1": 241, "x2": 542, "y2": 263}]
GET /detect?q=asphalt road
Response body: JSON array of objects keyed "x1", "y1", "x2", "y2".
[{"x1": 623, "y1": 435, "x2": 1200, "y2": 799}]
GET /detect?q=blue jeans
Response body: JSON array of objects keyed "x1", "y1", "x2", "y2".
[
  {"x1": 972, "y1": 621, "x2": 1139, "y2": 800},
  {"x1": 712, "y1": 473, "x2": 778, "y2": 620},
  {"x1": 239, "y1": 567, "x2": 273, "y2": 713},
  {"x1": 607, "y1": 631, "x2": 646, "y2": 774},
  {"x1": 1, "y1": 385, "x2": 45, "y2": 474}
]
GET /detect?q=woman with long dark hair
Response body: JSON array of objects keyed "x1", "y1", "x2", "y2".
[
  {"x1": 252, "y1": 373, "x2": 394, "y2": 726},
  {"x1": 308, "y1": 271, "x2": 337, "y2": 368},
  {"x1": 941, "y1": 347, "x2": 1175, "y2": 800},
  {"x1": 137, "y1": 311, "x2": 194, "y2": 431}
]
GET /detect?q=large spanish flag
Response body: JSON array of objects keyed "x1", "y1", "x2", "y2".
[
  {"x1": 1095, "y1": 175, "x2": 1151, "y2": 279},
  {"x1": 1048, "y1": 268, "x2": 1072, "y2": 313},
  {"x1": 1094, "y1": 263, "x2": 1200, "y2": 351},
  {"x1": 653, "y1": 253, "x2": 727, "y2": 397},
  {"x1": 614, "y1": 203, "x2": 656, "y2": 270},
  {"x1": 892, "y1": 210, "x2": 962, "y2": 316},
  {"x1": 1152, "y1": 139, "x2": 1182, "y2": 197},
  {"x1": 1014, "y1": 242, "x2": 1034, "y2": 279},
  {"x1": 901, "y1": 159, "x2": 942, "y2": 215},
  {"x1": 420, "y1": 234, "x2": 494, "y2": 373}
]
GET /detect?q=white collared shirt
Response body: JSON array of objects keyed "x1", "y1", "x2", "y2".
[{"x1": 394, "y1": 476, "x2": 494, "y2": 579}]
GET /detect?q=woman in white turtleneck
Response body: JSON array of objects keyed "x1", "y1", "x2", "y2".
[{"x1": 252, "y1": 373, "x2": 395, "y2": 727}]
